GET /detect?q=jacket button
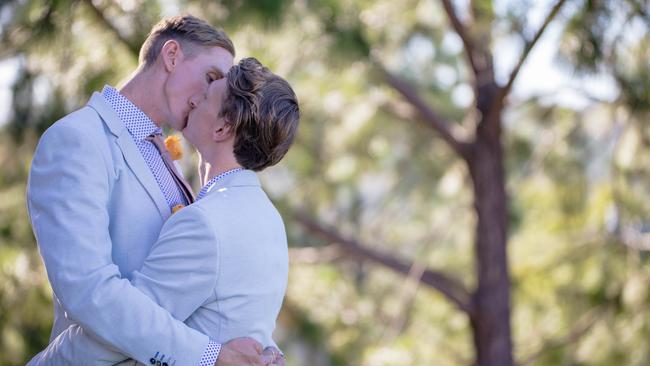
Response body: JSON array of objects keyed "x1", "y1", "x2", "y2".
[
  {"x1": 156, "y1": 361, "x2": 162, "y2": 366},
  {"x1": 150, "y1": 358, "x2": 156, "y2": 365},
  {"x1": 162, "y1": 363, "x2": 169, "y2": 366}
]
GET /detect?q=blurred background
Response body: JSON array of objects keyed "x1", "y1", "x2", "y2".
[{"x1": 0, "y1": 0, "x2": 648, "y2": 365}]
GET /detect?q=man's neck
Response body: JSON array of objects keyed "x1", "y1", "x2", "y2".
[
  {"x1": 198, "y1": 151, "x2": 242, "y2": 187},
  {"x1": 119, "y1": 69, "x2": 166, "y2": 128}
]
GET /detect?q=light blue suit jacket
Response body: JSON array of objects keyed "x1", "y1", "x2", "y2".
[
  {"x1": 27, "y1": 92, "x2": 210, "y2": 365},
  {"x1": 29, "y1": 170, "x2": 289, "y2": 365}
]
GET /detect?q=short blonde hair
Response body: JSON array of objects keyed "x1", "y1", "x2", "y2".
[{"x1": 139, "y1": 15, "x2": 235, "y2": 67}]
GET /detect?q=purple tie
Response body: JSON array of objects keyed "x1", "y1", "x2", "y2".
[{"x1": 146, "y1": 134, "x2": 195, "y2": 205}]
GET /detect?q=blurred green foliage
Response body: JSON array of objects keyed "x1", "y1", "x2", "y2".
[{"x1": 0, "y1": 0, "x2": 648, "y2": 365}]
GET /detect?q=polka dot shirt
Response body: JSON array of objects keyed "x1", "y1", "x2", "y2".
[
  {"x1": 199, "y1": 341, "x2": 222, "y2": 366},
  {"x1": 102, "y1": 86, "x2": 188, "y2": 211}
]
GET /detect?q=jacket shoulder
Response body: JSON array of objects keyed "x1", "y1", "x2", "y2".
[
  {"x1": 33, "y1": 105, "x2": 116, "y2": 172},
  {"x1": 43, "y1": 105, "x2": 107, "y2": 140}
]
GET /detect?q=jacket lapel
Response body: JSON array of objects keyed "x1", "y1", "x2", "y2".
[{"x1": 86, "y1": 92, "x2": 170, "y2": 220}]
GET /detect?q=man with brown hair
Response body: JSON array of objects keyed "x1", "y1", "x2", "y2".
[
  {"x1": 27, "y1": 15, "x2": 282, "y2": 366},
  {"x1": 189, "y1": 57, "x2": 300, "y2": 173}
]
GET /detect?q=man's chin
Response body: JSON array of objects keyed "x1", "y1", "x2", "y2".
[{"x1": 172, "y1": 116, "x2": 189, "y2": 132}]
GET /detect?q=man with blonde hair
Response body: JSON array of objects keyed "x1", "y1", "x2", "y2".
[{"x1": 27, "y1": 15, "x2": 282, "y2": 366}]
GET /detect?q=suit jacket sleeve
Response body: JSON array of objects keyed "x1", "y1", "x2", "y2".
[
  {"x1": 28, "y1": 202, "x2": 219, "y2": 366},
  {"x1": 130, "y1": 204, "x2": 219, "y2": 321},
  {"x1": 27, "y1": 120, "x2": 209, "y2": 365}
]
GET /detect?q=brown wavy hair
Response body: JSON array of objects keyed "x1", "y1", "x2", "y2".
[
  {"x1": 139, "y1": 14, "x2": 235, "y2": 68},
  {"x1": 220, "y1": 58, "x2": 300, "y2": 171}
]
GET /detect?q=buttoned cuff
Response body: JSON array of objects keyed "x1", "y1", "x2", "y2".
[{"x1": 198, "y1": 341, "x2": 221, "y2": 366}]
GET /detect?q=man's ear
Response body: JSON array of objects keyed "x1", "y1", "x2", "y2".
[
  {"x1": 213, "y1": 121, "x2": 234, "y2": 142},
  {"x1": 160, "y1": 40, "x2": 183, "y2": 73}
]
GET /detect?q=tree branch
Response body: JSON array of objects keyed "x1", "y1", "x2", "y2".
[
  {"x1": 502, "y1": 0, "x2": 569, "y2": 100},
  {"x1": 293, "y1": 211, "x2": 475, "y2": 316},
  {"x1": 379, "y1": 98, "x2": 476, "y2": 146},
  {"x1": 482, "y1": 0, "x2": 569, "y2": 129},
  {"x1": 289, "y1": 245, "x2": 343, "y2": 264},
  {"x1": 80, "y1": 0, "x2": 140, "y2": 57},
  {"x1": 378, "y1": 65, "x2": 472, "y2": 159},
  {"x1": 439, "y1": 0, "x2": 479, "y2": 76}
]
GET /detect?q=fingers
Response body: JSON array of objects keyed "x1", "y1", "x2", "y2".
[
  {"x1": 275, "y1": 355, "x2": 286, "y2": 366},
  {"x1": 242, "y1": 337, "x2": 262, "y2": 355},
  {"x1": 233, "y1": 336, "x2": 263, "y2": 354},
  {"x1": 261, "y1": 346, "x2": 284, "y2": 366},
  {"x1": 260, "y1": 353, "x2": 275, "y2": 365},
  {"x1": 247, "y1": 337, "x2": 263, "y2": 354},
  {"x1": 241, "y1": 337, "x2": 264, "y2": 366},
  {"x1": 222, "y1": 337, "x2": 267, "y2": 366},
  {"x1": 260, "y1": 347, "x2": 277, "y2": 365},
  {"x1": 261, "y1": 347, "x2": 275, "y2": 356}
]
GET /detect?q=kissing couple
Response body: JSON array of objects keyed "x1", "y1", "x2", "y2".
[{"x1": 26, "y1": 14, "x2": 299, "y2": 366}]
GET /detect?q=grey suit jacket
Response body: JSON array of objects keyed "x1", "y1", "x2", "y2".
[
  {"x1": 30, "y1": 170, "x2": 289, "y2": 365},
  {"x1": 27, "y1": 92, "x2": 210, "y2": 365}
]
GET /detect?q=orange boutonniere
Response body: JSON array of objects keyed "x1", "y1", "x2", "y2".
[
  {"x1": 164, "y1": 135, "x2": 183, "y2": 161},
  {"x1": 172, "y1": 204, "x2": 185, "y2": 214}
]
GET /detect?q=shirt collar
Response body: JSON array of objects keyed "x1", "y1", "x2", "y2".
[
  {"x1": 197, "y1": 168, "x2": 245, "y2": 200},
  {"x1": 102, "y1": 85, "x2": 162, "y2": 140}
]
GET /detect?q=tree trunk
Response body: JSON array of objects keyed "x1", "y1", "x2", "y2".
[{"x1": 467, "y1": 121, "x2": 513, "y2": 366}]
